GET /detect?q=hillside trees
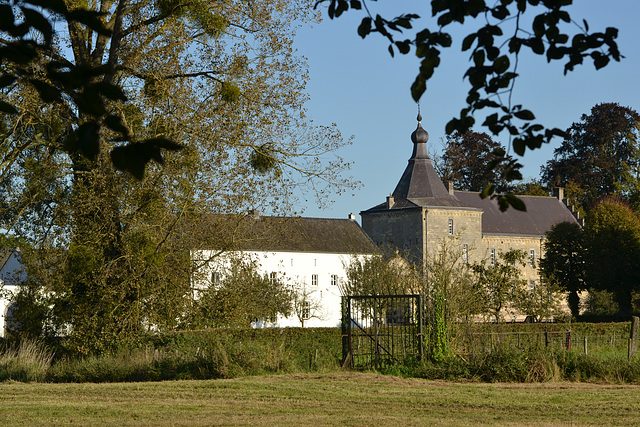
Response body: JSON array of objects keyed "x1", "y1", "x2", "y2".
[
  {"x1": 585, "y1": 198, "x2": 640, "y2": 318},
  {"x1": 541, "y1": 103, "x2": 640, "y2": 212},
  {"x1": 1, "y1": 0, "x2": 354, "y2": 352},
  {"x1": 316, "y1": 0, "x2": 621, "y2": 210},
  {"x1": 435, "y1": 130, "x2": 518, "y2": 193}
]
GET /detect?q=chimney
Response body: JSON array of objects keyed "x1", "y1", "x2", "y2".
[
  {"x1": 553, "y1": 187, "x2": 564, "y2": 202},
  {"x1": 348, "y1": 213, "x2": 356, "y2": 221},
  {"x1": 448, "y1": 181, "x2": 454, "y2": 195},
  {"x1": 386, "y1": 195, "x2": 394, "y2": 209}
]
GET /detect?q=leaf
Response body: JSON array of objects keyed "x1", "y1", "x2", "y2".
[
  {"x1": 504, "y1": 193, "x2": 527, "y2": 212},
  {"x1": 0, "y1": 74, "x2": 17, "y2": 88},
  {"x1": 462, "y1": 33, "x2": 476, "y2": 51},
  {"x1": 493, "y1": 55, "x2": 510, "y2": 74},
  {"x1": 21, "y1": 7, "x2": 53, "y2": 45},
  {"x1": 29, "y1": 79, "x2": 61, "y2": 103},
  {"x1": 104, "y1": 115, "x2": 129, "y2": 137},
  {"x1": 0, "y1": 101, "x2": 18, "y2": 114},
  {"x1": 357, "y1": 17, "x2": 371, "y2": 38},
  {"x1": 76, "y1": 122, "x2": 101, "y2": 161},
  {"x1": 480, "y1": 183, "x2": 495, "y2": 199},
  {"x1": 94, "y1": 82, "x2": 127, "y2": 102},
  {"x1": 111, "y1": 138, "x2": 182, "y2": 180},
  {"x1": 514, "y1": 109, "x2": 535, "y2": 120}
]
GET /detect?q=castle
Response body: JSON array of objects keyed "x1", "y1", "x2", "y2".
[{"x1": 360, "y1": 113, "x2": 581, "y2": 290}]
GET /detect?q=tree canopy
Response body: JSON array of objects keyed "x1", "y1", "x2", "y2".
[
  {"x1": 541, "y1": 103, "x2": 640, "y2": 212},
  {"x1": 316, "y1": 0, "x2": 621, "y2": 210},
  {"x1": 435, "y1": 130, "x2": 518, "y2": 193},
  {"x1": 540, "y1": 221, "x2": 586, "y2": 318},
  {"x1": 585, "y1": 198, "x2": 640, "y2": 317},
  {"x1": 1, "y1": 0, "x2": 354, "y2": 352}
]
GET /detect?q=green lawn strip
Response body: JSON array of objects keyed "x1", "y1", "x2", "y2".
[{"x1": 2, "y1": 373, "x2": 640, "y2": 425}]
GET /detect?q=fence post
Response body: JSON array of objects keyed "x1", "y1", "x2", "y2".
[
  {"x1": 584, "y1": 336, "x2": 588, "y2": 355},
  {"x1": 629, "y1": 316, "x2": 639, "y2": 360},
  {"x1": 545, "y1": 331, "x2": 549, "y2": 348},
  {"x1": 417, "y1": 294, "x2": 424, "y2": 361}
]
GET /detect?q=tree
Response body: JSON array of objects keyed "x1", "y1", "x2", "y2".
[
  {"x1": 342, "y1": 251, "x2": 418, "y2": 297},
  {"x1": 512, "y1": 277, "x2": 563, "y2": 323},
  {"x1": 190, "y1": 256, "x2": 293, "y2": 328},
  {"x1": 316, "y1": 0, "x2": 621, "y2": 210},
  {"x1": 510, "y1": 179, "x2": 549, "y2": 197},
  {"x1": 292, "y1": 282, "x2": 327, "y2": 328},
  {"x1": 424, "y1": 237, "x2": 476, "y2": 361},
  {"x1": 471, "y1": 250, "x2": 526, "y2": 323},
  {"x1": 435, "y1": 131, "x2": 518, "y2": 193},
  {"x1": 586, "y1": 198, "x2": 640, "y2": 317},
  {"x1": 1, "y1": 0, "x2": 354, "y2": 353},
  {"x1": 0, "y1": 0, "x2": 179, "y2": 177},
  {"x1": 539, "y1": 221, "x2": 586, "y2": 318},
  {"x1": 541, "y1": 103, "x2": 640, "y2": 211}
]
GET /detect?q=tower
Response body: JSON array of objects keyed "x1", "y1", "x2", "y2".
[{"x1": 360, "y1": 113, "x2": 483, "y2": 266}]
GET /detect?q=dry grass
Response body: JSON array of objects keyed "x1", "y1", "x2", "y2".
[{"x1": 2, "y1": 372, "x2": 640, "y2": 425}]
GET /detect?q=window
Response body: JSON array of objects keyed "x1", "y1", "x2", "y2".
[
  {"x1": 291, "y1": 258, "x2": 294, "y2": 266},
  {"x1": 448, "y1": 218, "x2": 454, "y2": 235},
  {"x1": 490, "y1": 249, "x2": 496, "y2": 266},
  {"x1": 301, "y1": 301, "x2": 310, "y2": 320},
  {"x1": 529, "y1": 249, "x2": 536, "y2": 267},
  {"x1": 311, "y1": 274, "x2": 318, "y2": 286},
  {"x1": 211, "y1": 271, "x2": 221, "y2": 287},
  {"x1": 331, "y1": 274, "x2": 338, "y2": 287},
  {"x1": 270, "y1": 272, "x2": 277, "y2": 283},
  {"x1": 529, "y1": 280, "x2": 536, "y2": 292},
  {"x1": 462, "y1": 244, "x2": 469, "y2": 264}
]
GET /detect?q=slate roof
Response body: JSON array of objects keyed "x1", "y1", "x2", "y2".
[
  {"x1": 194, "y1": 215, "x2": 378, "y2": 254},
  {"x1": 454, "y1": 191, "x2": 581, "y2": 236},
  {"x1": 0, "y1": 248, "x2": 15, "y2": 271}
]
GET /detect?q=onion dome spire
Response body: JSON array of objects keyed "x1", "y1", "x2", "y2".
[{"x1": 410, "y1": 106, "x2": 429, "y2": 157}]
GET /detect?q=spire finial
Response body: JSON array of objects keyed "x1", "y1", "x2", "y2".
[{"x1": 417, "y1": 103, "x2": 422, "y2": 123}]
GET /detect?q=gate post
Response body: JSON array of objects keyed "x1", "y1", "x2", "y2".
[
  {"x1": 341, "y1": 296, "x2": 351, "y2": 368},
  {"x1": 417, "y1": 294, "x2": 424, "y2": 361}
]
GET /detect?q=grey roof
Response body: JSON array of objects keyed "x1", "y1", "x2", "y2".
[
  {"x1": 196, "y1": 215, "x2": 378, "y2": 254},
  {"x1": 0, "y1": 248, "x2": 15, "y2": 271},
  {"x1": 454, "y1": 191, "x2": 581, "y2": 236}
]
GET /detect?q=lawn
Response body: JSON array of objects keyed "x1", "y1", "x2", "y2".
[{"x1": 2, "y1": 373, "x2": 639, "y2": 426}]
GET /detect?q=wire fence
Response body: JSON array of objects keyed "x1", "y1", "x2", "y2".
[{"x1": 454, "y1": 330, "x2": 632, "y2": 358}]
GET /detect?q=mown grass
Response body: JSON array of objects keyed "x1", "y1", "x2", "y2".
[{"x1": 2, "y1": 373, "x2": 640, "y2": 425}]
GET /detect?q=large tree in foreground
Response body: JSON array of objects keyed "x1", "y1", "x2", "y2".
[
  {"x1": 541, "y1": 103, "x2": 640, "y2": 212},
  {"x1": 1, "y1": 0, "x2": 353, "y2": 353},
  {"x1": 316, "y1": 0, "x2": 621, "y2": 211}
]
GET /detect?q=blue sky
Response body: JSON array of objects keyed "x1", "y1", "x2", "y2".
[{"x1": 293, "y1": 1, "x2": 640, "y2": 220}]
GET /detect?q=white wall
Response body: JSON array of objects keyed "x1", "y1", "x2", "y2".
[
  {"x1": 192, "y1": 250, "x2": 371, "y2": 328},
  {"x1": 0, "y1": 250, "x2": 27, "y2": 338}
]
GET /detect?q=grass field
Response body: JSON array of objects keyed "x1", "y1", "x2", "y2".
[{"x1": 2, "y1": 373, "x2": 640, "y2": 426}]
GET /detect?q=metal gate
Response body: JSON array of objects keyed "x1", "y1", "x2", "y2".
[{"x1": 341, "y1": 295, "x2": 424, "y2": 369}]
